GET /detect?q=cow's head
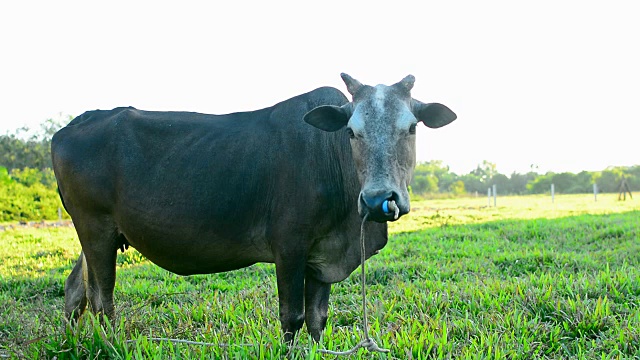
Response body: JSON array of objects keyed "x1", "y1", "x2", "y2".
[{"x1": 304, "y1": 74, "x2": 456, "y2": 222}]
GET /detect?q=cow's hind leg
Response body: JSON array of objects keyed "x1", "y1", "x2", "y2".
[
  {"x1": 70, "y1": 218, "x2": 120, "y2": 320},
  {"x1": 64, "y1": 252, "x2": 88, "y2": 321},
  {"x1": 304, "y1": 274, "x2": 331, "y2": 342}
]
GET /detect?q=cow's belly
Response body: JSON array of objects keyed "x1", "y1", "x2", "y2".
[{"x1": 118, "y1": 222, "x2": 274, "y2": 276}]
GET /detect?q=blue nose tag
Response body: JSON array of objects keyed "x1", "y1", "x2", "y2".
[{"x1": 382, "y1": 200, "x2": 389, "y2": 213}]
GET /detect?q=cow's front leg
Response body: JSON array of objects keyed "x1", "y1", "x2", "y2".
[
  {"x1": 275, "y1": 255, "x2": 306, "y2": 343},
  {"x1": 304, "y1": 274, "x2": 331, "y2": 342}
]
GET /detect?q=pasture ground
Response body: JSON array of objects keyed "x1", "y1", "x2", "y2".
[{"x1": 1, "y1": 194, "x2": 639, "y2": 359}]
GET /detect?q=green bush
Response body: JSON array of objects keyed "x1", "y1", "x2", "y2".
[
  {"x1": 0, "y1": 167, "x2": 11, "y2": 185},
  {"x1": 0, "y1": 179, "x2": 67, "y2": 222}
]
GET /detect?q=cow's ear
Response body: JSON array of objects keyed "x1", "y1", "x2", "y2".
[
  {"x1": 412, "y1": 100, "x2": 457, "y2": 128},
  {"x1": 304, "y1": 104, "x2": 351, "y2": 132}
]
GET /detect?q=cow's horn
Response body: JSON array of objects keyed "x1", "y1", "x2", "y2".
[
  {"x1": 395, "y1": 75, "x2": 415, "y2": 92},
  {"x1": 341, "y1": 73, "x2": 363, "y2": 96}
]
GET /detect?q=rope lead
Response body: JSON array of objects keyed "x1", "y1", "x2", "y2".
[{"x1": 317, "y1": 212, "x2": 390, "y2": 355}]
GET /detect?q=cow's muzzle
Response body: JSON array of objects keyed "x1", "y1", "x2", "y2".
[{"x1": 359, "y1": 190, "x2": 407, "y2": 222}]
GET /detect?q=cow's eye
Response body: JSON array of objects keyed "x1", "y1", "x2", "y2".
[
  {"x1": 409, "y1": 123, "x2": 417, "y2": 135},
  {"x1": 346, "y1": 127, "x2": 355, "y2": 139}
]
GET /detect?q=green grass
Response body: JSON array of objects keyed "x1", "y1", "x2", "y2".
[{"x1": 1, "y1": 194, "x2": 639, "y2": 359}]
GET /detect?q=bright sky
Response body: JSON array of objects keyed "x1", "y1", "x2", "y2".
[{"x1": 1, "y1": 1, "x2": 638, "y2": 175}]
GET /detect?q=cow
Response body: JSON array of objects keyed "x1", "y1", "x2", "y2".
[{"x1": 51, "y1": 74, "x2": 456, "y2": 342}]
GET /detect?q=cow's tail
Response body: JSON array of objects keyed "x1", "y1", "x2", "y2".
[
  {"x1": 81, "y1": 251, "x2": 88, "y2": 296},
  {"x1": 57, "y1": 187, "x2": 69, "y2": 214}
]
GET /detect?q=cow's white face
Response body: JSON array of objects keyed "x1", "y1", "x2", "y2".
[{"x1": 304, "y1": 74, "x2": 456, "y2": 222}]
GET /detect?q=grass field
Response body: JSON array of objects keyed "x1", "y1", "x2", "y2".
[{"x1": 1, "y1": 194, "x2": 639, "y2": 359}]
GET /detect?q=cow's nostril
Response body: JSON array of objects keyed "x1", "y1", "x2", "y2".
[
  {"x1": 382, "y1": 199, "x2": 399, "y2": 219},
  {"x1": 360, "y1": 190, "x2": 401, "y2": 221},
  {"x1": 361, "y1": 190, "x2": 392, "y2": 210},
  {"x1": 382, "y1": 191, "x2": 399, "y2": 211}
]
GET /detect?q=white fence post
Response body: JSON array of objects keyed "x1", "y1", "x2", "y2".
[
  {"x1": 551, "y1": 183, "x2": 555, "y2": 203},
  {"x1": 593, "y1": 183, "x2": 598, "y2": 202},
  {"x1": 492, "y1": 184, "x2": 497, "y2": 207},
  {"x1": 488, "y1": 187, "x2": 492, "y2": 207}
]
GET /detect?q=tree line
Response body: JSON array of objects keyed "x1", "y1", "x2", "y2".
[
  {"x1": 411, "y1": 160, "x2": 639, "y2": 197},
  {"x1": 1, "y1": 119, "x2": 638, "y2": 217}
]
